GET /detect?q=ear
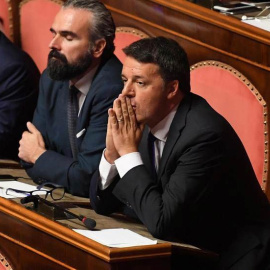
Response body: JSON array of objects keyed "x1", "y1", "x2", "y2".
[
  {"x1": 166, "y1": 80, "x2": 179, "y2": 99},
  {"x1": 92, "y1": 38, "x2": 106, "y2": 58}
]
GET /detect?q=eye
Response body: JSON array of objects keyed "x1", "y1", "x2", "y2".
[
  {"x1": 137, "y1": 81, "x2": 145, "y2": 86},
  {"x1": 122, "y1": 78, "x2": 127, "y2": 84},
  {"x1": 65, "y1": 35, "x2": 73, "y2": 41}
]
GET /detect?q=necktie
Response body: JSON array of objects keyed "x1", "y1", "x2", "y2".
[
  {"x1": 148, "y1": 132, "x2": 157, "y2": 179},
  {"x1": 67, "y1": 85, "x2": 79, "y2": 159}
]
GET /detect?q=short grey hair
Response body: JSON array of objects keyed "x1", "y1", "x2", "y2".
[{"x1": 63, "y1": 0, "x2": 115, "y2": 60}]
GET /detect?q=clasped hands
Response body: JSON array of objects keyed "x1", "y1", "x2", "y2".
[
  {"x1": 105, "y1": 94, "x2": 144, "y2": 164},
  {"x1": 18, "y1": 122, "x2": 46, "y2": 164}
]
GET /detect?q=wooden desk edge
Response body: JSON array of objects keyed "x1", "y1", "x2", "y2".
[{"x1": 0, "y1": 197, "x2": 171, "y2": 262}]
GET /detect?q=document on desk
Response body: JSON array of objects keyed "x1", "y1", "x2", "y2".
[
  {"x1": 242, "y1": 18, "x2": 270, "y2": 32},
  {"x1": 0, "y1": 181, "x2": 46, "y2": 198},
  {"x1": 74, "y1": 228, "x2": 157, "y2": 247}
]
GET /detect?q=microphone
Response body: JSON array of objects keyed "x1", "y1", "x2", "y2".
[
  {"x1": 78, "y1": 215, "x2": 96, "y2": 230},
  {"x1": 21, "y1": 195, "x2": 96, "y2": 230}
]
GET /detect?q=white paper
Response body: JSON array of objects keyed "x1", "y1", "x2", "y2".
[
  {"x1": 0, "y1": 181, "x2": 47, "y2": 198},
  {"x1": 242, "y1": 18, "x2": 270, "y2": 32},
  {"x1": 73, "y1": 228, "x2": 157, "y2": 248}
]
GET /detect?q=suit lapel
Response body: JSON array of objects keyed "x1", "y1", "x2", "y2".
[{"x1": 157, "y1": 94, "x2": 192, "y2": 179}]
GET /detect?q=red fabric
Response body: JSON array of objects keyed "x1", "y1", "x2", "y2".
[
  {"x1": 20, "y1": 0, "x2": 62, "y2": 72},
  {"x1": 114, "y1": 32, "x2": 142, "y2": 63},
  {"x1": 0, "y1": 0, "x2": 10, "y2": 38},
  {"x1": 191, "y1": 66, "x2": 264, "y2": 186}
]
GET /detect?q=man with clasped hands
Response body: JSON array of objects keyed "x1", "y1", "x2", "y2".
[
  {"x1": 90, "y1": 37, "x2": 270, "y2": 270},
  {"x1": 19, "y1": 0, "x2": 123, "y2": 197}
]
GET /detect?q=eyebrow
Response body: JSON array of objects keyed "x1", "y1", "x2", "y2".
[{"x1": 121, "y1": 74, "x2": 145, "y2": 80}]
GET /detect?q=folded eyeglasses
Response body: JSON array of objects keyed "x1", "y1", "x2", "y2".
[{"x1": 6, "y1": 182, "x2": 65, "y2": 201}]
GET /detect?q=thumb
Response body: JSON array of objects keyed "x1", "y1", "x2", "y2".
[{"x1": 26, "y1": 122, "x2": 38, "y2": 134}]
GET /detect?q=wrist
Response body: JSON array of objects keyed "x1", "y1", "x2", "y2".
[
  {"x1": 104, "y1": 149, "x2": 119, "y2": 164},
  {"x1": 118, "y1": 147, "x2": 138, "y2": 157},
  {"x1": 32, "y1": 149, "x2": 46, "y2": 164}
]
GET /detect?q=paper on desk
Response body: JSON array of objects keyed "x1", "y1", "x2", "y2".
[
  {"x1": 242, "y1": 18, "x2": 270, "y2": 32},
  {"x1": 0, "y1": 181, "x2": 47, "y2": 198},
  {"x1": 73, "y1": 228, "x2": 157, "y2": 248}
]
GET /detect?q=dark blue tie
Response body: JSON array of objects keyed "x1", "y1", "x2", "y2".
[
  {"x1": 68, "y1": 85, "x2": 79, "y2": 159},
  {"x1": 148, "y1": 132, "x2": 157, "y2": 179}
]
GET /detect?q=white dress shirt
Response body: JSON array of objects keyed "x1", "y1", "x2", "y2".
[
  {"x1": 70, "y1": 65, "x2": 98, "y2": 116},
  {"x1": 99, "y1": 105, "x2": 178, "y2": 190}
]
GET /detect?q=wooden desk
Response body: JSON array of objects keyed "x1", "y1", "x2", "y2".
[
  {"x1": 0, "y1": 166, "x2": 218, "y2": 270},
  {"x1": 0, "y1": 167, "x2": 171, "y2": 270}
]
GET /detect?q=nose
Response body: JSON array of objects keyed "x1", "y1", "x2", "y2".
[
  {"x1": 122, "y1": 82, "x2": 135, "y2": 97},
  {"x1": 49, "y1": 34, "x2": 61, "y2": 50}
]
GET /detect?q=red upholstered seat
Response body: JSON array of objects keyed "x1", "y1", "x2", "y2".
[
  {"x1": 0, "y1": 0, "x2": 11, "y2": 39},
  {"x1": 190, "y1": 61, "x2": 268, "y2": 195},
  {"x1": 20, "y1": 0, "x2": 63, "y2": 72},
  {"x1": 115, "y1": 27, "x2": 149, "y2": 63}
]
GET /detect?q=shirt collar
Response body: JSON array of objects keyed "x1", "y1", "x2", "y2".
[
  {"x1": 69, "y1": 65, "x2": 99, "y2": 96},
  {"x1": 150, "y1": 105, "x2": 178, "y2": 142}
]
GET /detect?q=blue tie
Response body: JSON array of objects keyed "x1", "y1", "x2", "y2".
[
  {"x1": 67, "y1": 85, "x2": 79, "y2": 159},
  {"x1": 148, "y1": 132, "x2": 157, "y2": 179}
]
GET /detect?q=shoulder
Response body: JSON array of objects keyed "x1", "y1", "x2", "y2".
[
  {"x1": 187, "y1": 93, "x2": 231, "y2": 131},
  {"x1": 95, "y1": 54, "x2": 123, "y2": 82},
  {"x1": 0, "y1": 35, "x2": 39, "y2": 81},
  {"x1": 174, "y1": 93, "x2": 238, "y2": 144},
  {"x1": 91, "y1": 55, "x2": 123, "y2": 97}
]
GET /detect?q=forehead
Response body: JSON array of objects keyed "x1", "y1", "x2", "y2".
[
  {"x1": 122, "y1": 57, "x2": 161, "y2": 78},
  {"x1": 52, "y1": 7, "x2": 92, "y2": 34}
]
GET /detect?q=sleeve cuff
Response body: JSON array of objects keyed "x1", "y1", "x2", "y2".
[
  {"x1": 99, "y1": 149, "x2": 118, "y2": 190},
  {"x1": 115, "y1": 152, "x2": 143, "y2": 178}
]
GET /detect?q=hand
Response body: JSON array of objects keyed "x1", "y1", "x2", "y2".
[
  {"x1": 104, "y1": 108, "x2": 120, "y2": 164},
  {"x1": 109, "y1": 94, "x2": 144, "y2": 157},
  {"x1": 18, "y1": 122, "x2": 46, "y2": 163}
]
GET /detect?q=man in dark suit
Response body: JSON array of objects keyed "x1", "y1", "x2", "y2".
[
  {"x1": 0, "y1": 29, "x2": 39, "y2": 160},
  {"x1": 19, "y1": 0, "x2": 123, "y2": 197},
  {"x1": 90, "y1": 37, "x2": 270, "y2": 269}
]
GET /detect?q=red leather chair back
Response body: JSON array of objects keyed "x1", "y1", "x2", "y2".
[
  {"x1": 115, "y1": 27, "x2": 149, "y2": 63},
  {"x1": 0, "y1": 251, "x2": 13, "y2": 270},
  {"x1": 20, "y1": 0, "x2": 63, "y2": 72},
  {"x1": 190, "y1": 61, "x2": 268, "y2": 194}
]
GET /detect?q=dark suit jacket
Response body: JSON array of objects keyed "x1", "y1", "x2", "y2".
[
  {"x1": 90, "y1": 93, "x2": 270, "y2": 269},
  {"x1": 0, "y1": 32, "x2": 39, "y2": 160},
  {"x1": 24, "y1": 55, "x2": 123, "y2": 197}
]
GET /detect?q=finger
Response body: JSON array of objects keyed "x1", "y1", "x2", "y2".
[
  {"x1": 27, "y1": 122, "x2": 38, "y2": 134},
  {"x1": 108, "y1": 108, "x2": 118, "y2": 129},
  {"x1": 113, "y1": 98, "x2": 124, "y2": 123},
  {"x1": 126, "y1": 97, "x2": 136, "y2": 128},
  {"x1": 119, "y1": 94, "x2": 130, "y2": 124}
]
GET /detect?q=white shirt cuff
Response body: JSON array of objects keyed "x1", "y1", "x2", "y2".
[
  {"x1": 115, "y1": 152, "x2": 143, "y2": 178},
  {"x1": 99, "y1": 150, "x2": 118, "y2": 190}
]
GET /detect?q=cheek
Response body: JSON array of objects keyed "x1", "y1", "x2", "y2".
[{"x1": 65, "y1": 43, "x2": 89, "y2": 62}]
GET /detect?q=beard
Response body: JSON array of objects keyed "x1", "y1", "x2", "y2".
[{"x1": 47, "y1": 49, "x2": 93, "y2": 81}]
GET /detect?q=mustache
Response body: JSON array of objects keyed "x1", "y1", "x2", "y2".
[{"x1": 48, "y1": 50, "x2": 67, "y2": 63}]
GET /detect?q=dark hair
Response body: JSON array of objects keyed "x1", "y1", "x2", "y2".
[
  {"x1": 123, "y1": 37, "x2": 190, "y2": 94},
  {"x1": 63, "y1": 0, "x2": 115, "y2": 60}
]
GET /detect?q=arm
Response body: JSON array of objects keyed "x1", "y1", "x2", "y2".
[
  {"x1": 24, "y1": 70, "x2": 123, "y2": 197},
  {"x1": 0, "y1": 62, "x2": 39, "y2": 159},
  {"x1": 112, "y1": 131, "x2": 224, "y2": 239}
]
